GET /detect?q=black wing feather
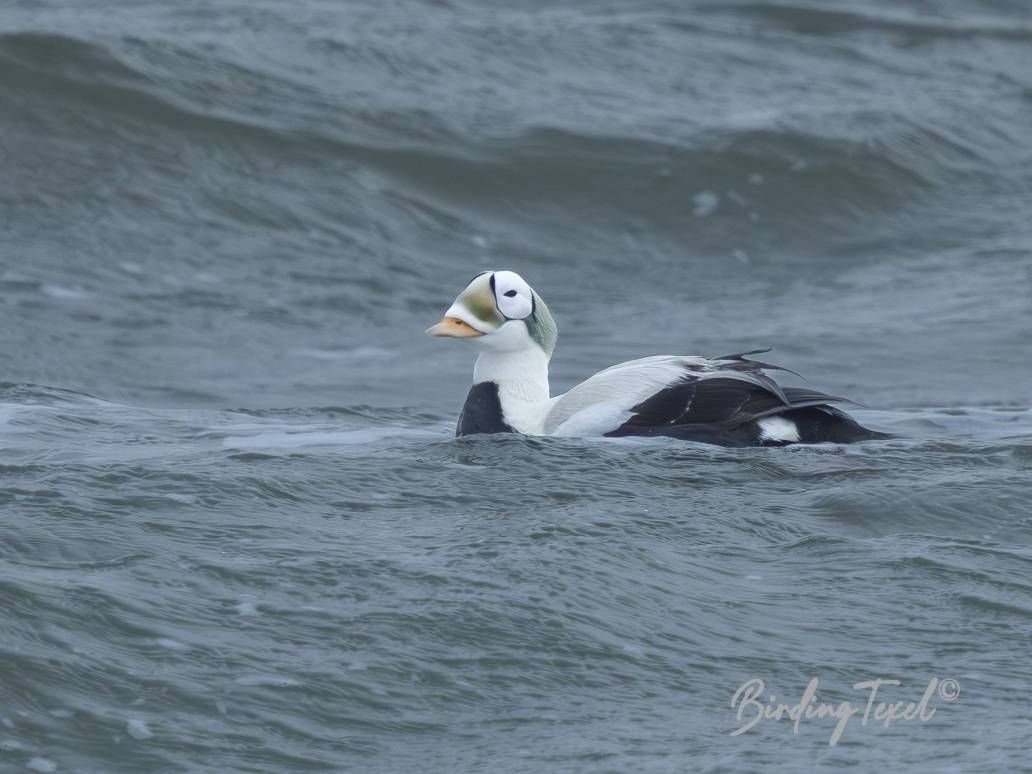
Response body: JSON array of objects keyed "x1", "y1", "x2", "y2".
[
  {"x1": 606, "y1": 375, "x2": 857, "y2": 438},
  {"x1": 599, "y1": 349, "x2": 885, "y2": 444},
  {"x1": 782, "y1": 386, "x2": 853, "y2": 406},
  {"x1": 714, "y1": 347, "x2": 804, "y2": 379},
  {"x1": 613, "y1": 376, "x2": 785, "y2": 430}
]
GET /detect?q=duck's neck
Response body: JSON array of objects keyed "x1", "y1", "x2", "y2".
[{"x1": 473, "y1": 347, "x2": 551, "y2": 434}]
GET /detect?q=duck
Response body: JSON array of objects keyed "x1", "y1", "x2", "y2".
[{"x1": 427, "y1": 270, "x2": 888, "y2": 445}]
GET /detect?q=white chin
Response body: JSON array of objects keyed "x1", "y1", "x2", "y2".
[{"x1": 475, "y1": 320, "x2": 532, "y2": 352}]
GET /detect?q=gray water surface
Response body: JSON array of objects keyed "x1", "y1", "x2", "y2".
[{"x1": 2, "y1": 1, "x2": 1032, "y2": 771}]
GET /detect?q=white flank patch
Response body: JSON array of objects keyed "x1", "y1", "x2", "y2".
[
  {"x1": 758, "y1": 416, "x2": 800, "y2": 443},
  {"x1": 551, "y1": 403, "x2": 632, "y2": 437}
]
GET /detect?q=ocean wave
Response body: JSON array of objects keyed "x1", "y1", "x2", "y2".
[
  {"x1": 0, "y1": 29, "x2": 986, "y2": 231},
  {"x1": 704, "y1": 2, "x2": 1032, "y2": 43},
  {"x1": 0, "y1": 32, "x2": 294, "y2": 140}
]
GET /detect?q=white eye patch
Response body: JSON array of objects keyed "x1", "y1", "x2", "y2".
[{"x1": 492, "y1": 270, "x2": 533, "y2": 320}]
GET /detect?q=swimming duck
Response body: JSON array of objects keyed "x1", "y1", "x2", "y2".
[{"x1": 427, "y1": 270, "x2": 887, "y2": 445}]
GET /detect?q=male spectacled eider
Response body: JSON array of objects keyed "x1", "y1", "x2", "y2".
[{"x1": 427, "y1": 270, "x2": 889, "y2": 445}]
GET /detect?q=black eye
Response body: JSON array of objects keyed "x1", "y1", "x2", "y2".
[{"x1": 503, "y1": 290, "x2": 517, "y2": 297}]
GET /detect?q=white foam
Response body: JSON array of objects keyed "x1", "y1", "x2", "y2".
[
  {"x1": 221, "y1": 426, "x2": 439, "y2": 450},
  {"x1": 154, "y1": 638, "x2": 188, "y2": 651},
  {"x1": 294, "y1": 346, "x2": 393, "y2": 361},
  {"x1": 41, "y1": 283, "x2": 88, "y2": 300},
  {"x1": 692, "y1": 190, "x2": 719, "y2": 217},
  {"x1": 235, "y1": 601, "x2": 259, "y2": 616},
  {"x1": 126, "y1": 719, "x2": 153, "y2": 740},
  {"x1": 234, "y1": 675, "x2": 301, "y2": 687}
]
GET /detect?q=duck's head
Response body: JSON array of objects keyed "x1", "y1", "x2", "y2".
[{"x1": 426, "y1": 270, "x2": 557, "y2": 356}]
